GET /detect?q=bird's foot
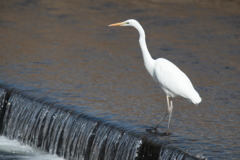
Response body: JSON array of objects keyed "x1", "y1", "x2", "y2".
[
  {"x1": 146, "y1": 127, "x2": 171, "y2": 136},
  {"x1": 165, "y1": 131, "x2": 171, "y2": 136},
  {"x1": 156, "y1": 131, "x2": 171, "y2": 136},
  {"x1": 146, "y1": 127, "x2": 159, "y2": 133}
]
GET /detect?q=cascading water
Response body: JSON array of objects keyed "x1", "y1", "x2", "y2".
[{"x1": 0, "y1": 84, "x2": 203, "y2": 160}]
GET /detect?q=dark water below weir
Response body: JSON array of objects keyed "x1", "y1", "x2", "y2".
[
  {"x1": 0, "y1": 84, "x2": 201, "y2": 160},
  {"x1": 0, "y1": 0, "x2": 240, "y2": 159}
]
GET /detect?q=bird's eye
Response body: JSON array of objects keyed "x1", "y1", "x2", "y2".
[{"x1": 126, "y1": 22, "x2": 129, "y2": 24}]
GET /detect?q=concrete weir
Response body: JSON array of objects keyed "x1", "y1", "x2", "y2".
[{"x1": 0, "y1": 83, "x2": 202, "y2": 160}]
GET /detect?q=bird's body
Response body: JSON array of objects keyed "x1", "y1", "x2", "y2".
[
  {"x1": 109, "y1": 19, "x2": 201, "y2": 134},
  {"x1": 153, "y1": 58, "x2": 201, "y2": 104}
]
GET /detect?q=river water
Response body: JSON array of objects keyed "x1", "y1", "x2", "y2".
[{"x1": 0, "y1": 0, "x2": 239, "y2": 159}]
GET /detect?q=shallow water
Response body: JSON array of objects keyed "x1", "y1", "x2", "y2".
[{"x1": 0, "y1": 0, "x2": 240, "y2": 159}]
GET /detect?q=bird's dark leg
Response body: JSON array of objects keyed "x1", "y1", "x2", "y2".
[
  {"x1": 153, "y1": 111, "x2": 168, "y2": 131},
  {"x1": 146, "y1": 96, "x2": 170, "y2": 133},
  {"x1": 146, "y1": 111, "x2": 168, "y2": 133},
  {"x1": 154, "y1": 96, "x2": 171, "y2": 132}
]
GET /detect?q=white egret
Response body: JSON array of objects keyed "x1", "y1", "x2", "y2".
[{"x1": 109, "y1": 19, "x2": 201, "y2": 135}]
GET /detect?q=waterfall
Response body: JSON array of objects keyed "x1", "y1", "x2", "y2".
[{"x1": 0, "y1": 84, "x2": 202, "y2": 160}]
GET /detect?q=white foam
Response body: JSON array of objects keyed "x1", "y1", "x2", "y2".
[{"x1": 0, "y1": 136, "x2": 65, "y2": 160}]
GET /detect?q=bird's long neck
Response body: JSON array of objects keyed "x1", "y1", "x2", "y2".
[{"x1": 134, "y1": 23, "x2": 155, "y2": 77}]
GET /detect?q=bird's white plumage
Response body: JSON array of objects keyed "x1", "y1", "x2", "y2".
[
  {"x1": 153, "y1": 58, "x2": 201, "y2": 104},
  {"x1": 109, "y1": 19, "x2": 201, "y2": 134}
]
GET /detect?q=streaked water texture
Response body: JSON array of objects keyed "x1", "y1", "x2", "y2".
[{"x1": 0, "y1": 85, "x2": 200, "y2": 160}]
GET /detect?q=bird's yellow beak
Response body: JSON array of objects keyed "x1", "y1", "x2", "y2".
[{"x1": 108, "y1": 22, "x2": 125, "y2": 27}]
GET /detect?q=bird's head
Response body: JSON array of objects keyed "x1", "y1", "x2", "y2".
[{"x1": 108, "y1": 19, "x2": 139, "y2": 27}]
